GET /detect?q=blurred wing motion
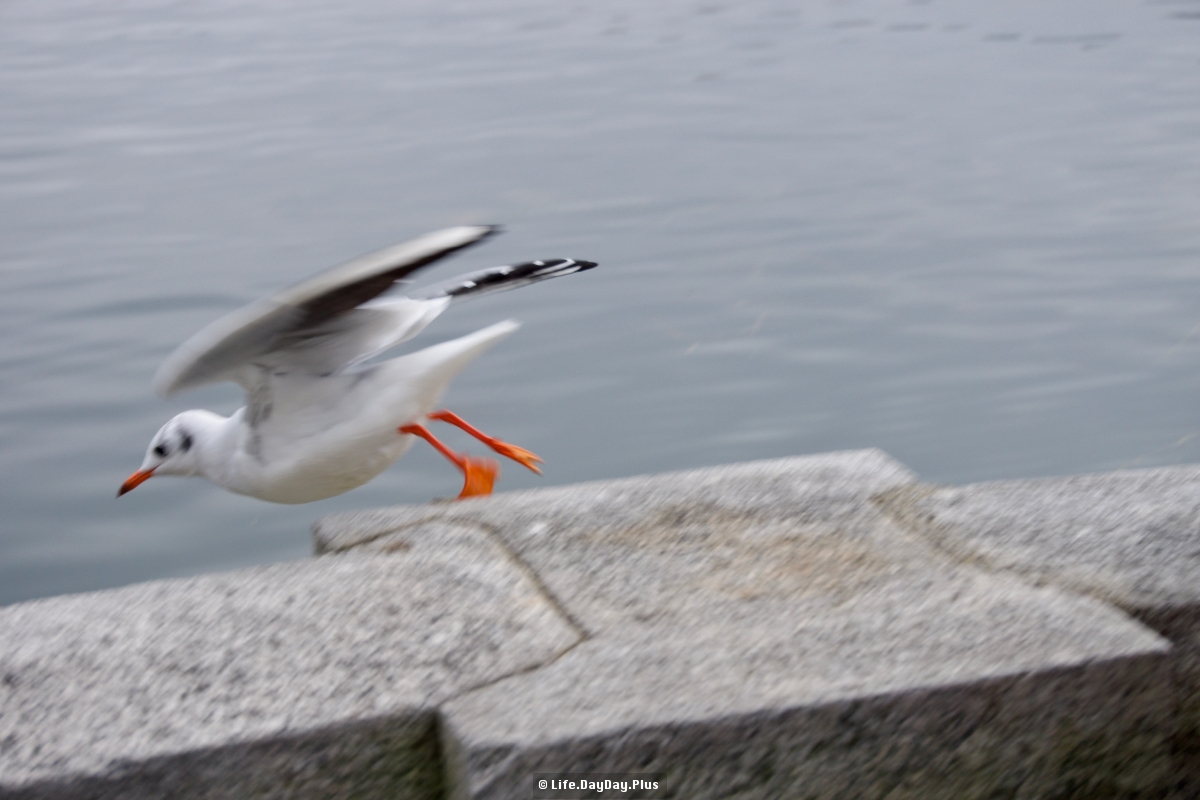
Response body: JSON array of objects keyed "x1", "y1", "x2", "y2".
[{"x1": 152, "y1": 225, "x2": 500, "y2": 397}]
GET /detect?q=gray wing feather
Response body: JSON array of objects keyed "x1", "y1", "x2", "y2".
[
  {"x1": 258, "y1": 297, "x2": 450, "y2": 375},
  {"x1": 152, "y1": 226, "x2": 496, "y2": 397}
]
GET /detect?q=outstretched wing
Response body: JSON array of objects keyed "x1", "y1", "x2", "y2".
[{"x1": 152, "y1": 225, "x2": 498, "y2": 398}]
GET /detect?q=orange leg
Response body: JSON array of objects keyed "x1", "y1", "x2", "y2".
[
  {"x1": 427, "y1": 409, "x2": 543, "y2": 474},
  {"x1": 400, "y1": 424, "x2": 498, "y2": 499}
]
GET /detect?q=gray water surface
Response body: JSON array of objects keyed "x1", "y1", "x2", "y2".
[{"x1": 3, "y1": 0, "x2": 1200, "y2": 605}]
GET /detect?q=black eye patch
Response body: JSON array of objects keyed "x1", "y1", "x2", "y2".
[
  {"x1": 153, "y1": 444, "x2": 168, "y2": 458},
  {"x1": 180, "y1": 433, "x2": 193, "y2": 452}
]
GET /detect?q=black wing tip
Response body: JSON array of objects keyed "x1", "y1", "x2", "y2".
[
  {"x1": 514, "y1": 258, "x2": 598, "y2": 279},
  {"x1": 487, "y1": 257, "x2": 597, "y2": 276}
]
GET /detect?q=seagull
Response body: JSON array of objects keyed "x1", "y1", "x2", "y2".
[{"x1": 118, "y1": 226, "x2": 596, "y2": 503}]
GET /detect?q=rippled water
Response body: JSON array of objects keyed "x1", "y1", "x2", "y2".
[{"x1": 3, "y1": 0, "x2": 1200, "y2": 605}]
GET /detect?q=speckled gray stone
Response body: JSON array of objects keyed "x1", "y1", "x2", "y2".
[
  {"x1": 316, "y1": 451, "x2": 1177, "y2": 800},
  {"x1": 0, "y1": 525, "x2": 580, "y2": 799},
  {"x1": 874, "y1": 465, "x2": 1200, "y2": 619},
  {"x1": 4, "y1": 452, "x2": 1189, "y2": 799},
  {"x1": 877, "y1": 465, "x2": 1200, "y2": 794}
]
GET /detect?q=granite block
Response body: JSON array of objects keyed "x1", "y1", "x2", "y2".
[
  {"x1": 317, "y1": 452, "x2": 1176, "y2": 799},
  {"x1": 0, "y1": 525, "x2": 579, "y2": 799},
  {"x1": 877, "y1": 465, "x2": 1200, "y2": 794}
]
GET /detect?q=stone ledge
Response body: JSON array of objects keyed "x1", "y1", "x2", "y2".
[
  {"x1": 2, "y1": 451, "x2": 1198, "y2": 799},
  {"x1": 873, "y1": 465, "x2": 1200, "y2": 622},
  {"x1": 444, "y1": 656, "x2": 1171, "y2": 800},
  {"x1": 0, "y1": 527, "x2": 578, "y2": 798},
  {"x1": 875, "y1": 467, "x2": 1200, "y2": 794},
  {"x1": 317, "y1": 452, "x2": 1173, "y2": 799}
]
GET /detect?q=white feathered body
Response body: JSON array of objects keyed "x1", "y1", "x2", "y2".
[{"x1": 178, "y1": 319, "x2": 519, "y2": 503}]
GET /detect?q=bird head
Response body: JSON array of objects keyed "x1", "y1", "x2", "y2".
[{"x1": 118, "y1": 412, "x2": 205, "y2": 496}]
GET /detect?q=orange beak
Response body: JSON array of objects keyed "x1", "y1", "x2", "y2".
[{"x1": 117, "y1": 468, "x2": 155, "y2": 497}]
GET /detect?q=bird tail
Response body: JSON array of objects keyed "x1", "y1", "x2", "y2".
[
  {"x1": 411, "y1": 258, "x2": 597, "y2": 302},
  {"x1": 386, "y1": 319, "x2": 522, "y2": 411}
]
